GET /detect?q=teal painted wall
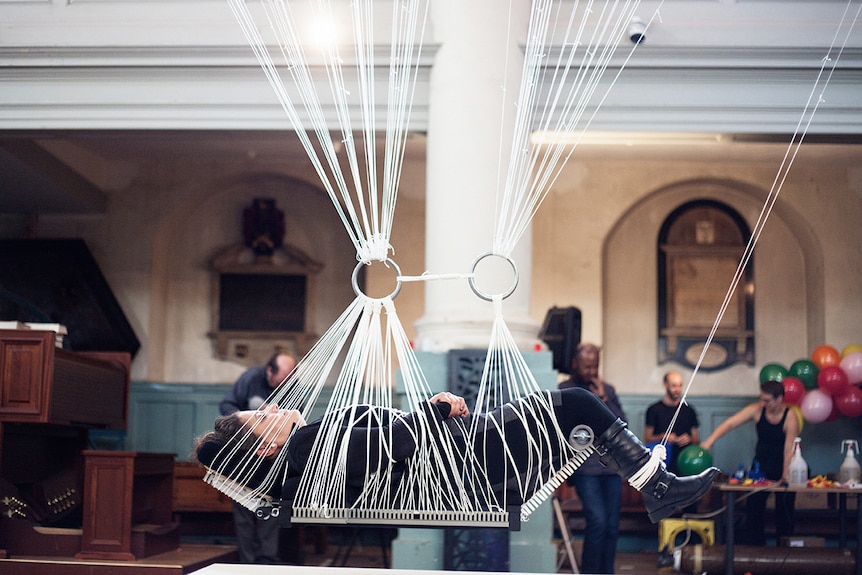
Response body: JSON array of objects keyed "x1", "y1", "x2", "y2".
[{"x1": 117, "y1": 382, "x2": 862, "y2": 477}]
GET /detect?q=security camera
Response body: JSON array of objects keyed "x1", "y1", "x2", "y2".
[{"x1": 628, "y1": 18, "x2": 646, "y2": 45}]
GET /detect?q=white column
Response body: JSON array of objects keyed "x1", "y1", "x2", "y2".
[{"x1": 414, "y1": 0, "x2": 539, "y2": 352}]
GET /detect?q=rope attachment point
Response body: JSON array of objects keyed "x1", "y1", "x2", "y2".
[
  {"x1": 468, "y1": 252, "x2": 519, "y2": 302},
  {"x1": 351, "y1": 258, "x2": 403, "y2": 301}
]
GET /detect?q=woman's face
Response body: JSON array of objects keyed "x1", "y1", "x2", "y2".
[{"x1": 236, "y1": 404, "x2": 306, "y2": 456}]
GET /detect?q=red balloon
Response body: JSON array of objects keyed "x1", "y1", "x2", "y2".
[
  {"x1": 817, "y1": 365, "x2": 850, "y2": 396},
  {"x1": 782, "y1": 376, "x2": 806, "y2": 405},
  {"x1": 812, "y1": 344, "x2": 841, "y2": 369},
  {"x1": 835, "y1": 386, "x2": 862, "y2": 418},
  {"x1": 826, "y1": 401, "x2": 842, "y2": 421}
]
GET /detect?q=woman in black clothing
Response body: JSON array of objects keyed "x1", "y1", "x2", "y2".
[
  {"x1": 197, "y1": 387, "x2": 718, "y2": 524},
  {"x1": 702, "y1": 380, "x2": 799, "y2": 544}
]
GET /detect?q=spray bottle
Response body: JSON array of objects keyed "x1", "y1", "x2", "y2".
[
  {"x1": 788, "y1": 437, "x2": 808, "y2": 487},
  {"x1": 840, "y1": 440, "x2": 861, "y2": 486}
]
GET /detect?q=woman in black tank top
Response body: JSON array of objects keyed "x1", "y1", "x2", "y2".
[{"x1": 702, "y1": 380, "x2": 799, "y2": 545}]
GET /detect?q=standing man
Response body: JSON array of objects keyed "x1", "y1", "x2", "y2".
[
  {"x1": 220, "y1": 352, "x2": 297, "y2": 564},
  {"x1": 644, "y1": 370, "x2": 700, "y2": 474},
  {"x1": 559, "y1": 343, "x2": 625, "y2": 574}
]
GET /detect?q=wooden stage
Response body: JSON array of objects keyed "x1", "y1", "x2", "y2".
[{"x1": 0, "y1": 544, "x2": 238, "y2": 575}]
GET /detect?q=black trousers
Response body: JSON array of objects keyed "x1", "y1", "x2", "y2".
[{"x1": 467, "y1": 387, "x2": 619, "y2": 500}]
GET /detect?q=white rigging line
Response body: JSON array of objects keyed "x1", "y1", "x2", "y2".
[
  {"x1": 493, "y1": 0, "x2": 661, "y2": 257},
  {"x1": 212, "y1": 0, "x2": 670, "y2": 527},
  {"x1": 213, "y1": 0, "x2": 861, "y2": 527},
  {"x1": 663, "y1": 0, "x2": 862, "y2": 446},
  {"x1": 226, "y1": 0, "x2": 429, "y2": 263}
]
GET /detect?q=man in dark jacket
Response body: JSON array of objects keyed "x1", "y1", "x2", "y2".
[
  {"x1": 559, "y1": 343, "x2": 625, "y2": 574},
  {"x1": 219, "y1": 353, "x2": 296, "y2": 564}
]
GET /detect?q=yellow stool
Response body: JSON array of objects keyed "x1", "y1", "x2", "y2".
[{"x1": 658, "y1": 518, "x2": 715, "y2": 551}]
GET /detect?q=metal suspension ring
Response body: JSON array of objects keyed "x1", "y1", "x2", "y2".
[
  {"x1": 351, "y1": 257, "x2": 402, "y2": 301},
  {"x1": 468, "y1": 252, "x2": 519, "y2": 302}
]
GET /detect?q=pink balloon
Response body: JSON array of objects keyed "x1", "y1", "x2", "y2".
[
  {"x1": 839, "y1": 352, "x2": 862, "y2": 385},
  {"x1": 817, "y1": 365, "x2": 850, "y2": 396},
  {"x1": 835, "y1": 386, "x2": 862, "y2": 418},
  {"x1": 800, "y1": 389, "x2": 833, "y2": 423},
  {"x1": 782, "y1": 376, "x2": 806, "y2": 405}
]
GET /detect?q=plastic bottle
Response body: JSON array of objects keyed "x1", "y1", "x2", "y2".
[
  {"x1": 839, "y1": 439, "x2": 861, "y2": 485},
  {"x1": 749, "y1": 460, "x2": 763, "y2": 481},
  {"x1": 788, "y1": 437, "x2": 808, "y2": 486}
]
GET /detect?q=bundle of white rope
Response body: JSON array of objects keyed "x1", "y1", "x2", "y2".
[
  {"x1": 206, "y1": 0, "x2": 656, "y2": 527},
  {"x1": 208, "y1": 0, "x2": 860, "y2": 527}
]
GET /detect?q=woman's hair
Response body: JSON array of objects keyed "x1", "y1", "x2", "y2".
[
  {"x1": 193, "y1": 412, "x2": 257, "y2": 459},
  {"x1": 760, "y1": 379, "x2": 785, "y2": 398}
]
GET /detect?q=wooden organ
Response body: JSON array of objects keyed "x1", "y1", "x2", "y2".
[{"x1": 0, "y1": 328, "x2": 178, "y2": 561}]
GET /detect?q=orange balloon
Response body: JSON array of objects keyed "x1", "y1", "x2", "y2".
[
  {"x1": 842, "y1": 343, "x2": 862, "y2": 358},
  {"x1": 812, "y1": 344, "x2": 841, "y2": 369}
]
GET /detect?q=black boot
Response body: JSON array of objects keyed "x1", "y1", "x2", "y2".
[{"x1": 594, "y1": 419, "x2": 719, "y2": 523}]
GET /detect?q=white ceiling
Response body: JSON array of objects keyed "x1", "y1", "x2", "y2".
[{"x1": 2, "y1": 1, "x2": 860, "y2": 216}]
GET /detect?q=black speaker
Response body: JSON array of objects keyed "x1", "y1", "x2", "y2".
[{"x1": 538, "y1": 306, "x2": 581, "y2": 375}]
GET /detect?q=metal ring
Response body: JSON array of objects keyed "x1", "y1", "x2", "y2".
[
  {"x1": 351, "y1": 258, "x2": 402, "y2": 301},
  {"x1": 468, "y1": 252, "x2": 519, "y2": 302}
]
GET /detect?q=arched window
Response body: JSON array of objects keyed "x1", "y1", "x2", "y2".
[{"x1": 657, "y1": 200, "x2": 754, "y2": 371}]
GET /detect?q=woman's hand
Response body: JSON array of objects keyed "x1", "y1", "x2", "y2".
[{"x1": 430, "y1": 391, "x2": 470, "y2": 418}]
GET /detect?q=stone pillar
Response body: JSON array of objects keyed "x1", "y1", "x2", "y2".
[
  {"x1": 413, "y1": 0, "x2": 539, "y2": 352},
  {"x1": 391, "y1": 350, "x2": 560, "y2": 573},
  {"x1": 393, "y1": 3, "x2": 557, "y2": 572}
]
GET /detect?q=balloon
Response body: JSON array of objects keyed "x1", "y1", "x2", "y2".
[
  {"x1": 789, "y1": 404, "x2": 804, "y2": 432},
  {"x1": 839, "y1": 352, "x2": 862, "y2": 385},
  {"x1": 811, "y1": 344, "x2": 841, "y2": 369},
  {"x1": 677, "y1": 445, "x2": 713, "y2": 476},
  {"x1": 789, "y1": 359, "x2": 819, "y2": 389},
  {"x1": 782, "y1": 377, "x2": 806, "y2": 405},
  {"x1": 817, "y1": 365, "x2": 850, "y2": 396},
  {"x1": 835, "y1": 386, "x2": 862, "y2": 418},
  {"x1": 800, "y1": 389, "x2": 833, "y2": 423},
  {"x1": 759, "y1": 363, "x2": 788, "y2": 384},
  {"x1": 842, "y1": 344, "x2": 862, "y2": 358}
]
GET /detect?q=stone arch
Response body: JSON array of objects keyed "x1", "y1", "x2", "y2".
[{"x1": 603, "y1": 177, "x2": 823, "y2": 395}]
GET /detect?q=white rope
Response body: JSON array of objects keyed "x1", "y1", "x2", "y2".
[
  {"x1": 665, "y1": 0, "x2": 861, "y2": 443},
  {"x1": 493, "y1": 0, "x2": 661, "y2": 256},
  {"x1": 210, "y1": 0, "x2": 862, "y2": 528},
  {"x1": 211, "y1": 0, "x2": 664, "y2": 527},
  {"x1": 629, "y1": 443, "x2": 666, "y2": 491},
  {"x1": 226, "y1": 0, "x2": 429, "y2": 263}
]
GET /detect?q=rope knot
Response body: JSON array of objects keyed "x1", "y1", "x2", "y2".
[{"x1": 628, "y1": 443, "x2": 667, "y2": 491}]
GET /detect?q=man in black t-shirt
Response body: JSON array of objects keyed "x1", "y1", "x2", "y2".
[{"x1": 644, "y1": 370, "x2": 700, "y2": 474}]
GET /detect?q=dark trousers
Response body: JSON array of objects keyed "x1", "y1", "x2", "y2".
[
  {"x1": 571, "y1": 473, "x2": 622, "y2": 574},
  {"x1": 472, "y1": 388, "x2": 619, "y2": 497},
  {"x1": 232, "y1": 502, "x2": 280, "y2": 564},
  {"x1": 742, "y1": 491, "x2": 796, "y2": 545}
]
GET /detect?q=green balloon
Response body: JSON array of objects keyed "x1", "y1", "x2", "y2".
[
  {"x1": 759, "y1": 362, "x2": 788, "y2": 383},
  {"x1": 677, "y1": 445, "x2": 713, "y2": 476},
  {"x1": 789, "y1": 359, "x2": 819, "y2": 389}
]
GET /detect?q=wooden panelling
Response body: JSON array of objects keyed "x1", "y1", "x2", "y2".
[
  {"x1": 77, "y1": 451, "x2": 176, "y2": 561},
  {"x1": 0, "y1": 329, "x2": 129, "y2": 428}
]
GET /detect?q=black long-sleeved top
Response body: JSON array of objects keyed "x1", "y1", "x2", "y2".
[{"x1": 198, "y1": 388, "x2": 618, "y2": 507}]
